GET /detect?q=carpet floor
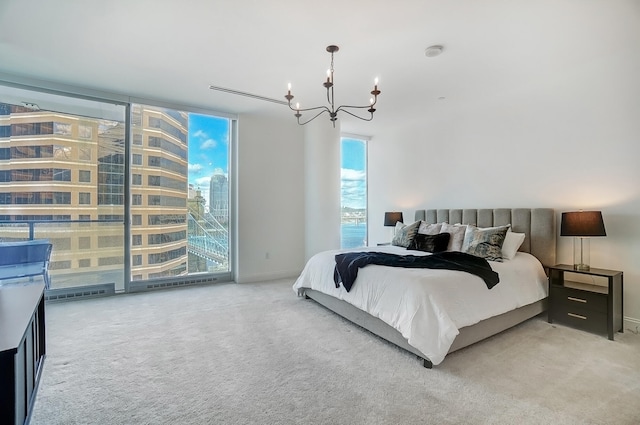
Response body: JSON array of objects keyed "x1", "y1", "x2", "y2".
[{"x1": 30, "y1": 279, "x2": 640, "y2": 425}]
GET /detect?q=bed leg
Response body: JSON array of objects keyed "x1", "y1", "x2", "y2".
[
  {"x1": 418, "y1": 356, "x2": 433, "y2": 369},
  {"x1": 297, "y1": 288, "x2": 310, "y2": 299}
]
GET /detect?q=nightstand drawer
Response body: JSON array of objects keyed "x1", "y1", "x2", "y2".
[
  {"x1": 550, "y1": 285, "x2": 607, "y2": 313},
  {"x1": 550, "y1": 302, "x2": 608, "y2": 335}
]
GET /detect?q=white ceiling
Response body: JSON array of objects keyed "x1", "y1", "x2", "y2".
[{"x1": 1, "y1": 0, "x2": 638, "y2": 134}]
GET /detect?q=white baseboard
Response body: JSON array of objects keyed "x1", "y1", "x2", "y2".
[
  {"x1": 624, "y1": 316, "x2": 640, "y2": 335},
  {"x1": 235, "y1": 269, "x2": 301, "y2": 284}
]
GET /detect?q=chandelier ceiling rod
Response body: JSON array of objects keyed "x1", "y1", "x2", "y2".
[{"x1": 285, "y1": 45, "x2": 381, "y2": 127}]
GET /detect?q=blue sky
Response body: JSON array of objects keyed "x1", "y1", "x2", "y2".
[
  {"x1": 341, "y1": 138, "x2": 367, "y2": 210},
  {"x1": 188, "y1": 114, "x2": 229, "y2": 204}
]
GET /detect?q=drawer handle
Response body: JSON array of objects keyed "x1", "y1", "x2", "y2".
[
  {"x1": 567, "y1": 312, "x2": 587, "y2": 320},
  {"x1": 567, "y1": 296, "x2": 587, "y2": 303}
]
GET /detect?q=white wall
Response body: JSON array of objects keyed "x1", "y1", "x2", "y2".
[
  {"x1": 304, "y1": 120, "x2": 341, "y2": 261},
  {"x1": 234, "y1": 113, "x2": 306, "y2": 283},
  {"x1": 367, "y1": 30, "x2": 640, "y2": 328},
  {"x1": 234, "y1": 113, "x2": 341, "y2": 282}
]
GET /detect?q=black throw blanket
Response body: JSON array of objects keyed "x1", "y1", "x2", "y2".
[{"x1": 334, "y1": 251, "x2": 499, "y2": 292}]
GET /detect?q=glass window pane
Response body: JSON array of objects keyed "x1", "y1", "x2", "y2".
[
  {"x1": 340, "y1": 137, "x2": 367, "y2": 249},
  {"x1": 0, "y1": 86, "x2": 126, "y2": 292},
  {"x1": 131, "y1": 105, "x2": 230, "y2": 280},
  {"x1": 79, "y1": 170, "x2": 91, "y2": 182},
  {"x1": 189, "y1": 114, "x2": 230, "y2": 274}
]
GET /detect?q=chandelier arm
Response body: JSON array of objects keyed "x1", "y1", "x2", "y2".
[
  {"x1": 335, "y1": 108, "x2": 374, "y2": 122},
  {"x1": 297, "y1": 109, "x2": 330, "y2": 125},
  {"x1": 287, "y1": 103, "x2": 332, "y2": 113},
  {"x1": 335, "y1": 104, "x2": 377, "y2": 111}
]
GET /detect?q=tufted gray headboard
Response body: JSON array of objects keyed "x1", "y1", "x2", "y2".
[{"x1": 414, "y1": 208, "x2": 556, "y2": 267}]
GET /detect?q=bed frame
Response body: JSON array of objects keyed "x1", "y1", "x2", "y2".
[{"x1": 300, "y1": 208, "x2": 556, "y2": 368}]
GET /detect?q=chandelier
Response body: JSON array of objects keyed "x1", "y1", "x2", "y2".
[{"x1": 285, "y1": 45, "x2": 381, "y2": 126}]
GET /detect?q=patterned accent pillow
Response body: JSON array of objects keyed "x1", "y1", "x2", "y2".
[
  {"x1": 407, "y1": 232, "x2": 451, "y2": 253},
  {"x1": 418, "y1": 221, "x2": 442, "y2": 235},
  {"x1": 440, "y1": 223, "x2": 467, "y2": 251},
  {"x1": 391, "y1": 221, "x2": 421, "y2": 248},
  {"x1": 462, "y1": 224, "x2": 510, "y2": 261}
]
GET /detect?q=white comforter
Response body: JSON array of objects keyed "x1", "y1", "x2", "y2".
[{"x1": 292, "y1": 245, "x2": 548, "y2": 365}]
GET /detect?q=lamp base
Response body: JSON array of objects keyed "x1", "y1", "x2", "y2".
[{"x1": 573, "y1": 237, "x2": 591, "y2": 272}]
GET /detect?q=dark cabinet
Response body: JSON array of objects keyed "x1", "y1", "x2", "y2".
[{"x1": 0, "y1": 283, "x2": 46, "y2": 425}]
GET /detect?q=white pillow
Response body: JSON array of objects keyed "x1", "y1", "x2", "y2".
[
  {"x1": 501, "y1": 231, "x2": 525, "y2": 260},
  {"x1": 440, "y1": 223, "x2": 466, "y2": 252}
]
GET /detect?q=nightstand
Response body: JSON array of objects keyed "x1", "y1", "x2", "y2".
[{"x1": 547, "y1": 264, "x2": 623, "y2": 340}]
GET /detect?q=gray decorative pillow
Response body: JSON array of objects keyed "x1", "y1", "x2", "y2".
[
  {"x1": 440, "y1": 223, "x2": 466, "y2": 251},
  {"x1": 418, "y1": 221, "x2": 442, "y2": 235},
  {"x1": 462, "y1": 224, "x2": 510, "y2": 261},
  {"x1": 391, "y1": 221, "x2": 421, "y2": 248}
]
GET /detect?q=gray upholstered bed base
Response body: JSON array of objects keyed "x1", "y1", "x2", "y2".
[
  {"x1": 302, "y1": 288, "x2": 548, "y2": 367},
  {"x1": 301, "y1": 208, "x2": 556, "y2": 368}
]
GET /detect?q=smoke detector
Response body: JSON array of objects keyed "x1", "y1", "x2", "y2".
[{"x1": 425, "y1": 45, "x2": 444, "y2": 58}]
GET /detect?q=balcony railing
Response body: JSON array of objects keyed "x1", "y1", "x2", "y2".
[
  {"x1": 0, "y1": 217, "x2": 230, "y2": 291},
  {"x1": 0, "y1": 219, "x2": 125, "y2": 291}
]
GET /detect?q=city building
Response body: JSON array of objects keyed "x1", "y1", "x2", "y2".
[{"x1": 209, "y1": 172, "x2": 228, "y2": 221}]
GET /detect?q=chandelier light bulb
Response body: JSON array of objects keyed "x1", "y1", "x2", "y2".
[
  {"x1": 374, "y1": 77, "x2": 379, "y2": 85},
  {"x1": 287, "y1": 83, "x2": 291, "y2": 91},
  {"x1": 370, "y1": 97, "x2": 374, "y2": 105}
]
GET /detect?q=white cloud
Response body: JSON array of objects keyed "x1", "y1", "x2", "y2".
[
  {"x1": 341, "y1": 168, "x2": 365, "y2": 181},
  {"x1": 188, "y1": 163, "x2": 203, "y2": 172},
  {"x1": 341, "y1": 169, "x2": 366, "y2": 209},
  {"x1": 194, "y1": 176, "x2": 211, "y2": 186},
  {"x1": 200, "y1": 139, "x2": 217, "y2": 149},
  {"x1": 193, "y1": 129, "x2": 206, "y2": 138}
]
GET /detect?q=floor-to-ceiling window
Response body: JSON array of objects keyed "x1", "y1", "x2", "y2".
[
  {"x1": 0, "y1": 84, "x2": 233, "y2": 294},
  {"x1": 340, "y1": 136, "x2": 368, "y2": 249},
  {"x1": 131, "y1": 104, "x2": 230, "y2": 281}
]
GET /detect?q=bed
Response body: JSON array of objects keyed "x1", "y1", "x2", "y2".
[{"x1": 293, "y1": 208, "x2": 556, "y2": 368}]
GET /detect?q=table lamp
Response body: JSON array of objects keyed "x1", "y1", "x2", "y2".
[
  {"x1": 560, "y1": 211, "x2": 606, "y2": 271},
  {"x1": 384, "y1": 211, "x2": 403, "y2": 241}
]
